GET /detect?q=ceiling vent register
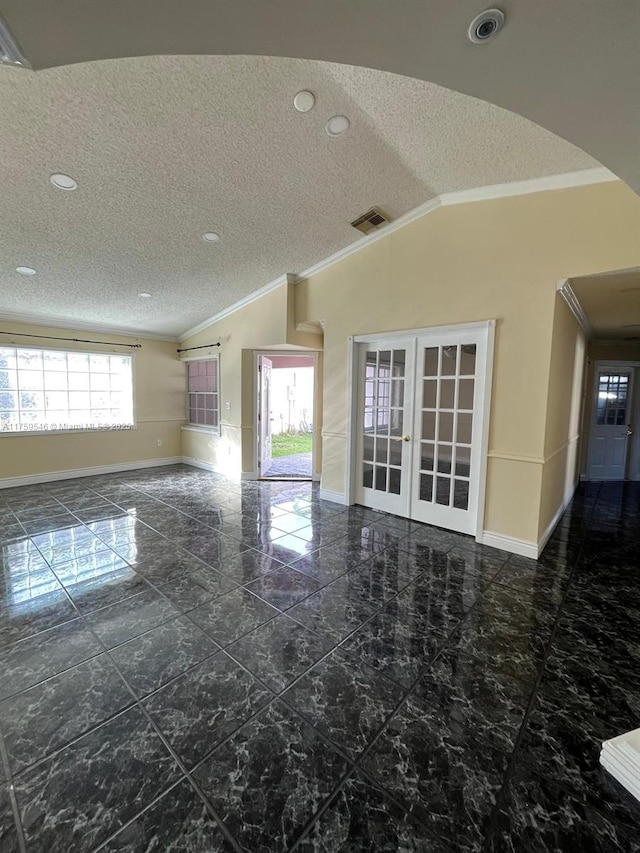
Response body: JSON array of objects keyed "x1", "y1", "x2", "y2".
[{"x1": 350, "y1": 208, "x2": 390, "y2": 235}]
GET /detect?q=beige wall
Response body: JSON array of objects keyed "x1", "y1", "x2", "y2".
[
  {"x1": 180, "y1": 284, "x2": 323, "y2": 477},
  {"x1": 0, "y1": 320, "x2": 185, "y2": 480},
  {"x1": 538, "y1": 295, "x2": 587, "y2": 540},
  {"x1": 295, "y1": 180, "x2": 640, "y2": 544}
]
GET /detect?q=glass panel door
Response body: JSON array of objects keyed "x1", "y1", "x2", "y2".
[
  {"x1": 411, "y1": 331, "x2": 487, "y2": 535},
  {"x1": 355, "y1": 339, "x2": 416, "y2": 515},
  {"x1": 587, "y1": 369, "x2": 634, "y2": 480}
]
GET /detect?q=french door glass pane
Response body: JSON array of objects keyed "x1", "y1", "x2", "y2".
[
  {"x1": 459, "y1": 345, "x2": 477, "y2": 375},
  {"x1": 454, "y1": 480, "x2": 469, "y2": 510},
  {"x1": 361, "y1": 347, "x2": 408, "y2": 496},
  {"x1": 418, "y1": 341, "x2": 477, "y2": 511},
  {"x1": 596, "y1": 374, "x2": 629, "y2": 426},
  {"x1": 440, "y1": 380, "x2": 455, "y2": 409}
]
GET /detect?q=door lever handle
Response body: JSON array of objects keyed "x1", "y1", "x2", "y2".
[
  {"x1": 627, "y1": 426, "x2": 633, "y2": 436},
  {"x1": 390, "y1": 435, "x2": 411, "y2": 442}
]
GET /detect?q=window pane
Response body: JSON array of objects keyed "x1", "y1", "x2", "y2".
[
  {"x1": 45, "y1": 392, "x2": 68, "y2": 410},
  {"x1": 18, "y1": 371, "x2": 43, "y2": 391},
  {"x1": 0, "y1": 347, "x2": 133, "y2": 433},
  {"x1": 68, "y1": 372, "x2": 90, "y2": 391},
  {"x1": 44, "y1": 372, "x2": 68, "y2": 391},
  {"x1": 1, "y1": 391, "x2": 18, "y2": 410},
  {"x1": 186, "y1": 360, "x2": 220, "y2": 429},
  {"x1": 67, "y1": 353, "x2": 89, "y2": 370},
  {"x1": 43, "y1": 351, "x2": 67, "y2": 371},
  {"x1": 0, "y1": 349, "x2": 17, "y2": 370},
  {"x1": 17, "y1": 350, "x2": 42, "y2": 370},
  {"x1": 90, "y1": 355, "x2": 110, "y2": 372}
]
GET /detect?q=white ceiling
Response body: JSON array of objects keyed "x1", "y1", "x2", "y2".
[{"x1": 0, "y1": 55, "x2": 600, "y2": 337}]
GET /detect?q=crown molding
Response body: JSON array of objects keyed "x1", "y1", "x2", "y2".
[
  {"x1": 557, "y1": 279, "x2": 595, "y2": 339},
  {"x1": 299, "y1": 197, "x2": 442, "y2": 282},
  {"x1": 439, "y1": 167, "x2": 617, "y2": 207},
  {"x1": 0, "y1": 310, "x2": 178, "y2": 342},
  {"x1": 180, "y1": 273, "x2": 295, "y2": 341},
  {"x1": 177, "y1": 167, "x2": 618, "y2": 340}
]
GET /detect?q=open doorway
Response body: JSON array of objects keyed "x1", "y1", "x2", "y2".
[{"x1": 257, "y1": 353, "x2": 316, "y2": 479}]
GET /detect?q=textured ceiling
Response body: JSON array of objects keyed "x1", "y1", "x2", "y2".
[
  {"x1": 570, "y1": 270, "x2": 640, "y2": 341},
  {"x1": 0, "y1": 55, "x2": 600, "y2": 337},
  {"x1": 2, "y1": 0, "x2": 639, "y2": 194}
]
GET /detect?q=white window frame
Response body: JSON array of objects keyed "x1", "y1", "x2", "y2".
[
  {"x1": 0, "y1": 344, "x2": 136, "y2": 437},
  {"x1": 181, "y1": 355, "x2": 221, "y2": 436}
]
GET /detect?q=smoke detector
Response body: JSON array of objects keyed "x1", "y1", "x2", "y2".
[
  {"x1": 0, "y1": 16, "x2": 29, "y2": 67},
  {"x1": 468, "y1": 9, "x2": 505, "y2": 44},
  {"x1": 350, "y1": 208, "x2": 390, "y2": 236}
]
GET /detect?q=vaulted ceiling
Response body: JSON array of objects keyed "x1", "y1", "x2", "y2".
[{"x1": 0, "y1": 55, "x2": 602, "y2": 336}]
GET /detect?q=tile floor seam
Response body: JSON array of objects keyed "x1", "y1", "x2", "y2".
[
  {"x1": 79, "y1": 611, "x2": 246, "y2": 853},
  {"x1": 0, "y1": 713, "x2": 28, "y2": 853},
  {"x1": 87, "y1": 775, "x2": 192, "y2": 853},
  {"x1": 480, "y1": 482, "x2": 603, "y2": 850}
]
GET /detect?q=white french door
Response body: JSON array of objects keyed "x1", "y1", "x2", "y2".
[{"x1": 353, "y1": 322, "x2": 493, "y2": 536}]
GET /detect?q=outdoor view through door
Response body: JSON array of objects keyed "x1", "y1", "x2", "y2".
[
  {"x1": 354, "y1": 322, "x2": 493, "y2": 536},
  {"x1": 258, "y1": 354, "x2": 315, "y2": 479}
]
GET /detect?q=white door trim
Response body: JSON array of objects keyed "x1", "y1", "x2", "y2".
[
  {"x1": 352, "y1": 319, "x2": 495, "y2": 344},
  {"x1": 253, "y1": 349, "x2": 320, "y2": 480},
  {"x1": 346, "y1": 319, "x2": 496, "y2": 540}
]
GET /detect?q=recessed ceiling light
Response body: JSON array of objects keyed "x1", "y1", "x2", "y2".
[
  {"x1": 468, "y1": 9, "x2": 506, "y2": 44},
  {"x1": 50, "y1": 173, "x2": 78, "y2": 191},
  {"x1": 202, "y1": 232, "x2": 220, "y2": 243},
  {"x1": 16, "y1": 266, "x2": 36, "y2": 276},
  {"x1": 138, "y1": 292, "x2": 151, "y2": 298},
  {"x1": 294, "y1": 91, "x2": 315, "y2": 113},
  {"x1": 326, "y1": 115, "x2": 350, "y2": 137}
]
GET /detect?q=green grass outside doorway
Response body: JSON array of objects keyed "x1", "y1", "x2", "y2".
[{"x1": 271, "y1": 433, "x2": 313, "y2": 458}]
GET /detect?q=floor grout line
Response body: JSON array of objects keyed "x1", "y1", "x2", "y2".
[{"x1": 0, "y1": 717, "x2": 28, "y2": 853}]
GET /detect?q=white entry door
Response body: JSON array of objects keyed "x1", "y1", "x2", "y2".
[
  {"x1": 259, "y1": 356, "x2": 273, "y2": 476},
  {"x1": 587, "y1": 368, "x2": 634, "y2": 480},
  {"x1": 353, "y1": 323, "x2": 493, "y2": 536}
]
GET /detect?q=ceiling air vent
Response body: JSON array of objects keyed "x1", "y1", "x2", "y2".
[
  {"x1": 350, "y1": 207, "x2": 390, "y2": 236},
  {"x1": 0, "y1": 16, "x2": 29, "y2": 68}
]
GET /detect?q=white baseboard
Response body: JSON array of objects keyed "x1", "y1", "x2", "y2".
[
  {"x1": 537, "y1": 482, "x2": 577, "y2": 554},
  {"x1": 181, "y1": 456, "x2": 218, "y2": 473},
  {"x1": 312, "y1": 473, "x2": 321, "y2": 482},
  {"x1": 0, "y1": 457, "x2": 183, "y2": 490},
  {"x1": 480, "y1": 531, "x2": 539, "y2": 560},
  {"x1": 240, "y1": 471, "x2": 258, "y2": 481},
  {"x1": 318, "y1": 488, "x2": 349, "y2": 505}
]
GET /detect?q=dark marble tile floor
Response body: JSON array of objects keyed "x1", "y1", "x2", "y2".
[{"x1": 0, "y1": 467, "x2": 638, "y2": 851}]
